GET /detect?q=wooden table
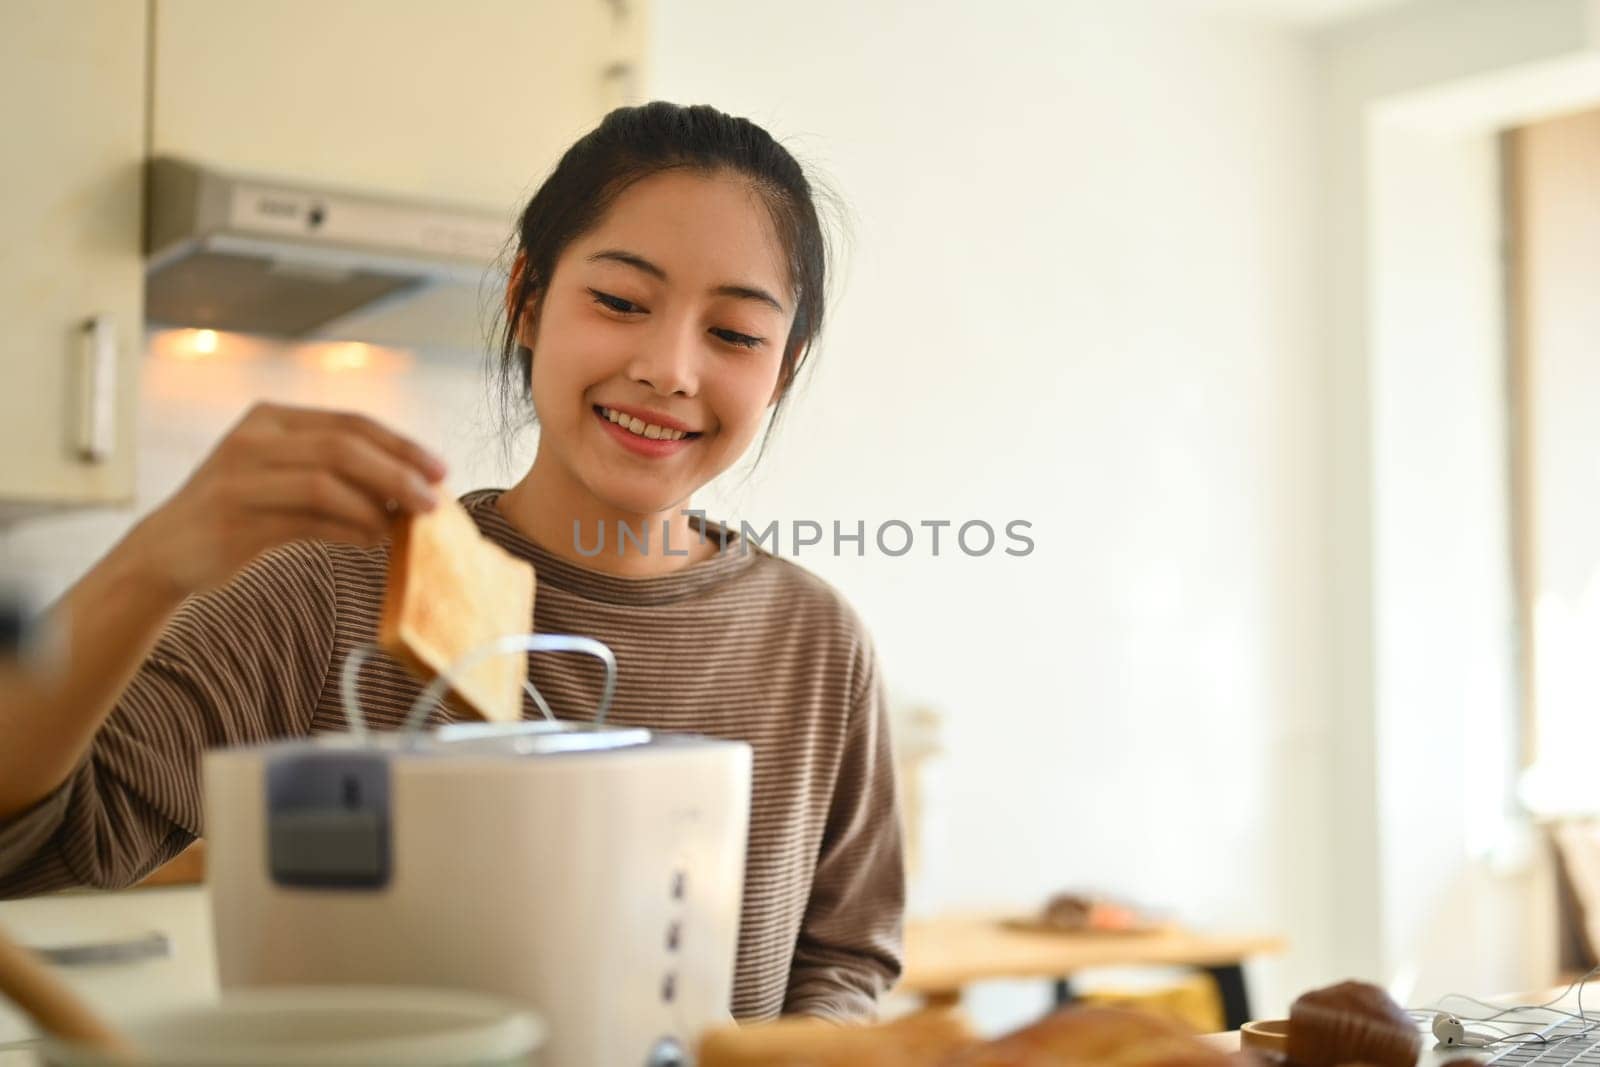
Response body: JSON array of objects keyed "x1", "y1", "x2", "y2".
[{"x1": 898, "y1": 915, "x2": 1286, "y2": 1031}]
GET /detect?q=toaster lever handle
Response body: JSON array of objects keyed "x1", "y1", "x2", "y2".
[{"x1": 401, "y1": 633, "x2": 619, "y2": 735}]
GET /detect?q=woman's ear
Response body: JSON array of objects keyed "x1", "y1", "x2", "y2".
[
  {"x1": 504, "y1": 250, "x2": 528, "y2": 322},
  {"x1": 515, "y1": 300, "x2": 542, "y2": 353},
  {"x1": 505, "y1": 250, "x2": 542, "y2": 352}
]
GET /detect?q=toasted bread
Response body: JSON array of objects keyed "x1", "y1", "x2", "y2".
[{"x1": 378, "y1": 496, "x2": 536, "y2": 723}]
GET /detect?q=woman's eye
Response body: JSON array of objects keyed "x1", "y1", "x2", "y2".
[
  {"x1": 590, "y1": 289, "x2": 760, "y2": 349},
  {"x1": 589, "y1": 289, "x2": 641, "y2": 314},
  {"x1": 711, "y1": 328, "x2": 764, "y2": 350}
]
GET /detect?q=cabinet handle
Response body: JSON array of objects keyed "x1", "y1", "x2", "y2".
[
  {"x1": 602, "y1": 61, "x2": 637, "y2": 109},
  {"x1": 76, "y1": 316, "x2": 117, "y2": 463},
  {"x1": 29, "y1": 931, "x2": 171, "y2": 968}
]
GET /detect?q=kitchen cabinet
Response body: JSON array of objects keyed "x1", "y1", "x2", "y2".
[
  {"x1": 0, "y1": 1, "x2": 146, "y2": 508},
  {"x1": 0, "y1": 0, "x2": 639, "y2": 510},
  {"x1": 150, "y1": 0, "x2": 645, "y2": 214},
  {"x1": 0, "y1": 886, "x2": 216, "y2": 1054}
]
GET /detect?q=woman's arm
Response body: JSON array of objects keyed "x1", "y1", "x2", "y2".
[
  {"x1": 0, "y1": 539, "x2": 341, "y2": 894},
  {"x1": 0, "y1": 401, "x2": 444, "y2": 822},
  {"x1": 783, "y1": 641, "x2": 907, "y2": 1021},
  {"x1": 0, "y1": 535, "x2": 187, "y2": 821}
]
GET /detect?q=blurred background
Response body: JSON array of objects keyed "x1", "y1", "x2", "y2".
[{"x1": 3, "y1": 0, "x2": 1600, "y2": 1039}]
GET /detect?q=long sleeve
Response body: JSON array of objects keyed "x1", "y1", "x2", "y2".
[
  {"x1": 782, "y1": 639, "x2": 906, "y2": 1021},
  {"x1": 0, "y1": 541, "x2": 336, "y2": 896}
]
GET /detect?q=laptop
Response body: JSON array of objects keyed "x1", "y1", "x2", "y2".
[{"x1": 1416, "y1": 1015, "x2": 1600, "y2": 1065}]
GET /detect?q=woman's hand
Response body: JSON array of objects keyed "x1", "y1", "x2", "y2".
[
  {"x1": 125, "y1": 402, "x2": 448, "y2": 597},
  {"x1": 0, "y1": 403, "x2": 446, "y2": 821}
]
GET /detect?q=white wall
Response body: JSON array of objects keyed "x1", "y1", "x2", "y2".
[
  {"x1": 1316, "y1": 0, "x2": 1600, "y2": 1003},
  {"x1": 1517, "y1": 108, "x2": 1600, "y2": 816},
  {"x1": 651, "y1": 0, "x2": 1326, "y2": 1025},
  {"x1": 1369, "y1": 122, "x2": 1523, "y2": 1001}
]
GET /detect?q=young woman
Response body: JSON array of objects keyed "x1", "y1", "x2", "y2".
[{"x1": 0, "y1": 102, "x2": 903, "y2": 1023}]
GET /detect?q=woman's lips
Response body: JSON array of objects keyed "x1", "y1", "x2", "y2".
[{"x1": 593, "y1": 405, "x2": 699, "y2": 458}]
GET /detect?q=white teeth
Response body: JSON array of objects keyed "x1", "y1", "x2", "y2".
[{"x1": 600, "y1": 407, "x2": 690, "y2": 442}]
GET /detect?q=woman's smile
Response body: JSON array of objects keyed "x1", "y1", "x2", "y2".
[{"x1": 592, "y1": 403, "x2": 703, "y2": 458}]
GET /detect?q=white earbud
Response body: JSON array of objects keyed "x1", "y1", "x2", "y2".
[{"x1": 1433, "y1": 1013, "x2": 1491, "y2": 1048}]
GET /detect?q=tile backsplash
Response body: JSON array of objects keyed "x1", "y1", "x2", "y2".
[{"x1": 0, "y1": 329, "x2": 535, "y2": 605}]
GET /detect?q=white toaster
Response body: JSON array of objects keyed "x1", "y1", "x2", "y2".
[{"x1": 202, "y1": 719, "x2": 752, "y2": 1067}]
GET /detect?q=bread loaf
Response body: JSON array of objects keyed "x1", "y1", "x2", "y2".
[
  {"x1": 698, "y1": 1008, "x2": 976, "y2": 1066},
  {"x1": 700, "y1": 1004, "x2": 1258, "y2": 1066},
  {"x1": 938, "y1": 1006, "x2": 1248, "y2": 1067}
]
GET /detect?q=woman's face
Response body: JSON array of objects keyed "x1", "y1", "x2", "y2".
[{"x1": 517, "y1": 169, "x2": 795, "y2": 517}]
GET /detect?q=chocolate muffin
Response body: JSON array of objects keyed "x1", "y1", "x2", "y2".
[{"x1": 1286, "y1": 982, "x2": 1421, "y2": 1067}]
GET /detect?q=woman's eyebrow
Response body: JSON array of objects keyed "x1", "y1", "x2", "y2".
[{"x1": 587, "y1": 248, "x2": 786, "y2": 314}]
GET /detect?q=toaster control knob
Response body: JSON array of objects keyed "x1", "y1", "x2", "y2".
[{"x1": 646, "y1": 1037, "x2": 687, "y2": 1067}]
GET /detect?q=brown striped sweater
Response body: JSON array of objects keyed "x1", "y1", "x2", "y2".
[{"x1": 0, "y1": 489, "x2": 905, "y2": 1022}]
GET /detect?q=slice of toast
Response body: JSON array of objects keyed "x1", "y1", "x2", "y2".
[{"x1": 378, "y1": 496, "x2": 536, "y2": 723}]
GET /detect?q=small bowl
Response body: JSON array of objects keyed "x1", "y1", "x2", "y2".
[
  {"x1": 1240, "y1": 1018, "x2": 1290, "y2": 1053},
  {"x1": 39, "y1": 986, "x2": 545, "y2": 1066}
]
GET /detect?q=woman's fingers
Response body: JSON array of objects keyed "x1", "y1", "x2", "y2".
[
  {"x1": 262, "y1": 430, "x2": 439, "y2": 515},
  {"x1": 268, "y1": 406, "x2": 448, "y2": 485},
  {"x1": 140, "y1": 402, "x2": 450, "y2": 595},
  {"x1": 233, "y1": 469, "x2": 393, "y2": 539}
]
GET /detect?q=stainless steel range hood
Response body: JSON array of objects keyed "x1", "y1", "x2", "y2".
[{"x1": 144, "y1": 157, "x2": 509, "y2": 349}]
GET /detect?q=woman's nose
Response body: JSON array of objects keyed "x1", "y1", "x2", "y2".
[{"x1": 627, "y1": 319, "x2": 700, "y2": 397}]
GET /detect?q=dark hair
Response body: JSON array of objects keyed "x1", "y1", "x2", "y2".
[{"x1": 493, "y1": 101, "x2": 836, "y2": 460}]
